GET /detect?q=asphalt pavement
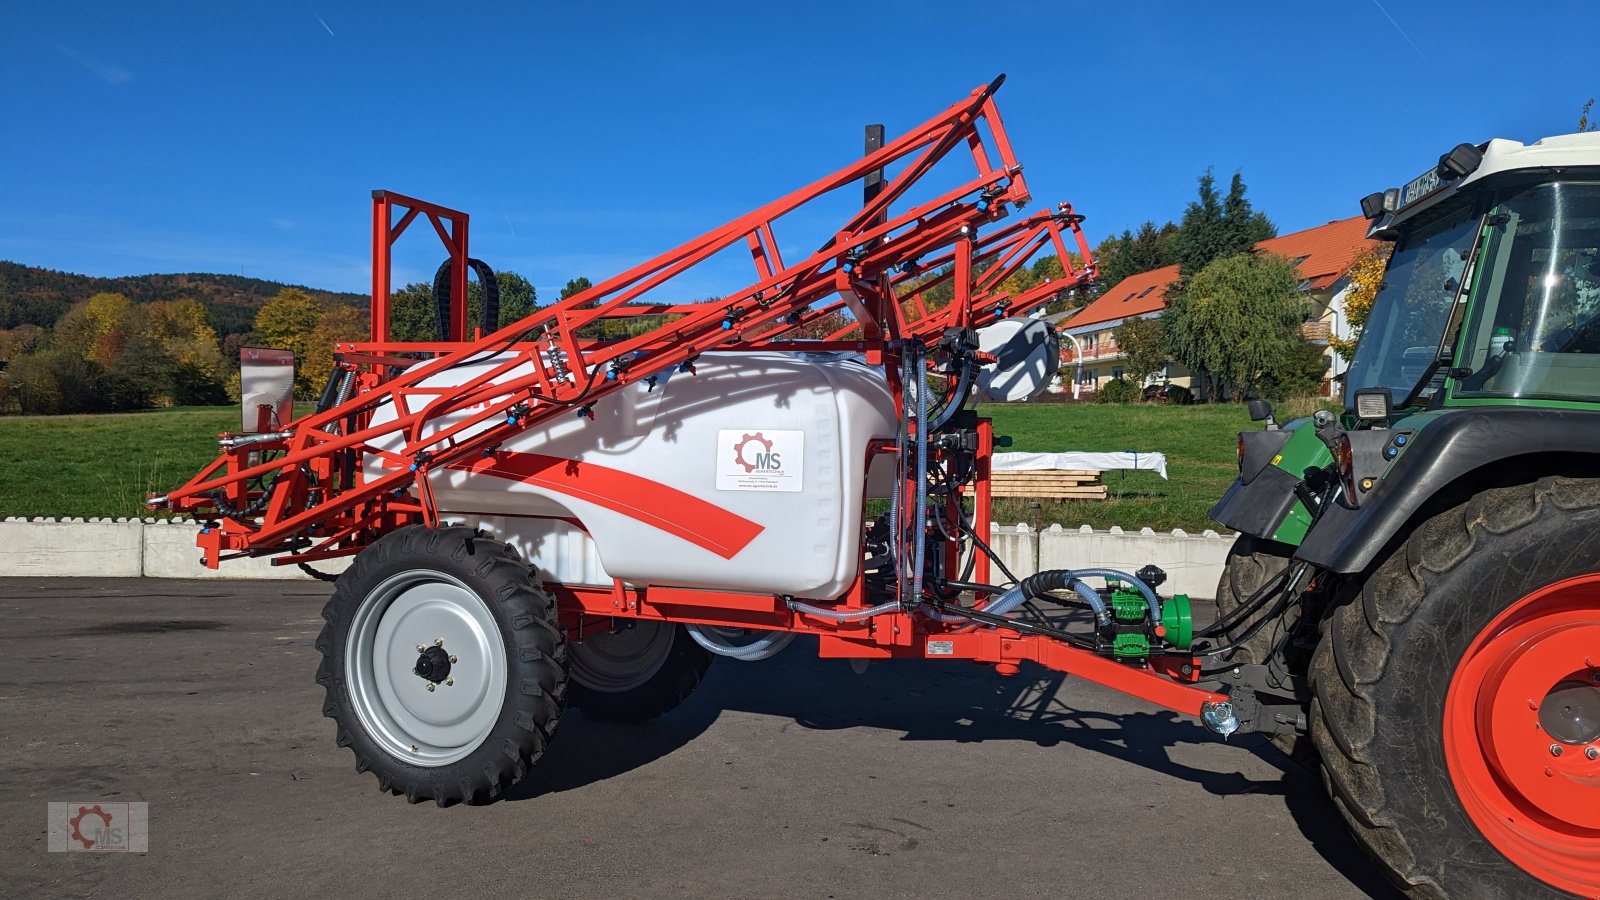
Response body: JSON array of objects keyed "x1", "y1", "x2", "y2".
[{"x1": 1, "y1": 578, "x2": 1397, "y2": 899}]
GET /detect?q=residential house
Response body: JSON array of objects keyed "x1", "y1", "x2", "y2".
[{"x1": 1058, "y1": 215, "x2": 1382, "y2": 398}]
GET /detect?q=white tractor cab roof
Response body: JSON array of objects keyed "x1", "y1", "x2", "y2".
[{"x1": 1362, "y1": 131, "x2": 1600, "y2": 237}]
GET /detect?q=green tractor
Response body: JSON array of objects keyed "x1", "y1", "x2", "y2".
[{"x1": 1210, "y1": 134, "x2": 1600, "y2": 898}]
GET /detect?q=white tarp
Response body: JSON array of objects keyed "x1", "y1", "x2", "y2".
[{"x1": 992, "y1": 451, "x2": 1168, "y2": 480}]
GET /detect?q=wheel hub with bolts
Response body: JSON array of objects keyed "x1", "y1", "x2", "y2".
[
  {"x1": 342, "y1": 570, "x2": 507, "y2": 767},
  {"x1": 413, "y1": 645, "x2": 453, "y2": 685}
]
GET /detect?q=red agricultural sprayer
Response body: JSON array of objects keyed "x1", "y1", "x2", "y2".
[{"x1": 152, "y1": 77, "x2": 1238, "y2": 807}]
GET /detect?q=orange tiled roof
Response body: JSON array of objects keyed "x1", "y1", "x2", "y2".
[
  {"x1": 1067, "y1": 215, "x2": 1382, "y2": 330},
  {"x1": 1066, "y1": 263, "x2": 1179, "y2": 330},
  {"x1": 1255, "y1": 215, "x2": 1381, "y2": 290}
]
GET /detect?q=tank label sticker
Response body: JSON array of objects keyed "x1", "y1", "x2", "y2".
[{"x1": 717, "y1": 430, "x2": 804, "y2": 492}]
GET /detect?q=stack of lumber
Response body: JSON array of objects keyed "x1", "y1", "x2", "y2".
[{"x1": 989, "y1": 469, "x2": 1107, "y2": 500}]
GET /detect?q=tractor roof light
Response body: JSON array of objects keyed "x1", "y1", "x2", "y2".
[
  {"x1": 1353, "y1": 387, "x2": 1392, "y2": 422},
  {"x1": 1360, "y1": 191, "x2": 1387, "y2": 219},
  {"x1": 1360, "y1": 188, "x2": 1404, "y2": 220},
  {"x1": 1437, "y1": 142, "x2": 1485, "y2": 181}
]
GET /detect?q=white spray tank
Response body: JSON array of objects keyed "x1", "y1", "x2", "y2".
[{"x1": 366, "y1": 351, "x2": 898, "y2": 600}]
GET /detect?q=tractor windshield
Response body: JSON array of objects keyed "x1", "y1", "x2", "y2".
[
  {"x1": 1344, "y1": 203, "x2": 1480, "y2": 406},
  {"x1": 1452, "y1": 182, "x2": 1600, "y2": 401}
]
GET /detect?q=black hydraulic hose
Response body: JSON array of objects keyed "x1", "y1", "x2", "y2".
[
  {"x1": 913, "y1": 342, "x2": 930, "y2": 608},
  {"x1": 960, "y1": 518, "x2": 1019, "y2": 586},
  {"x1": 927, "y1": 359, "x2": 975, "y2": 432},
  {"x1": 934, "y1": 598, "x2": 1097, "y2": 651},
  {"x1": 1198, "y1": 565, "x2": 1310, "y2": 668},
  {"x1": 1193, "y1": 563, "x2": 1296, "y2": 639},
  {"x1": 1015, "y1": 570, "x2": 1112, "y2": 628}
]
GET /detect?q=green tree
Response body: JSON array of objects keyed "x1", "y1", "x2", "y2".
[
  {"x1": 1254, "y1": 339, "x2": 1330, "y2": 401},
  {"x1": 1115, "y1": 315, "x2": 1168, "y2": 387},
  {"x1": 1162, "y1": 253, "x2": 1309, "y2": 400},
  {"x1": 387, "y1": 282, "x2": 436, "y2": 342},
  {"x1": 8, "y1": 350, "x2": 103, "y2": 414},
  {"x1": 102, "y1": 333, "x2": 179, "y2": 409},
  {"x1": 494, "y1": 270, "x2": 538, "y2": 327},
  {"x1": 1093, "y1": 220, "x2": 1180, "y2": 293},
  {"x1": 1581, "y1": 98, "x2": 1598, "y2": 132},
  {"x1": 560, "y1": 277, "x2": 593, "y2": 301},
  {"x1": 1221, "y1": 172, "x2": 1277, "y2": 252}
]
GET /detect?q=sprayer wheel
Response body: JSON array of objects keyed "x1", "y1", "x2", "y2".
[
  {"x1": 568, "y1": 622, "x2": 712, "y2": 723},
  {"x1": 315, "y1": 525, "x2": 567, "y2": 805}
]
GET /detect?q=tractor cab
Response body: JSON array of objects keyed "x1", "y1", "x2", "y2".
[{"x1": 1349, "y1": 140, "x2": 1600, "y2": 416}]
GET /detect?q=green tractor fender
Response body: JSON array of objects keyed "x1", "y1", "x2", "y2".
[
  {"x1": 1298, "y1": 406, "x2": 1600, "y2": 573},
  {"x1": 1210, "y1": 418, "x2": 1330, "y2": 544}
]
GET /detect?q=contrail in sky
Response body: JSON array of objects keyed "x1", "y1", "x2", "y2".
[
  {"x1": 310, "y1": 8, "x2": 335, "y2": 37},
  {"x1": 505, "y1": 214, "x2": 519, "y2": 239},
  {"x1": 1368, "y1": 0, "x2": 1437, "y2": 75}
]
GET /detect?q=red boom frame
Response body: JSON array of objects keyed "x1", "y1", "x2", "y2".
[{"x1": 154, "y1": 79, "x2": 1227, "y2": 720}]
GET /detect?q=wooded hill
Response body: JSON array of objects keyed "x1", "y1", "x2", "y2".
[{"x1": 0, "y1": 260, "x2": 366, "y2": 337}]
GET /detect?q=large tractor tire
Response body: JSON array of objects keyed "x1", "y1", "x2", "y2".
[
  {"x1": 315, "y1": 526, "x2": 567, "y2": 805},
  {"x1": 568, "y1": 621, "x2": 712, "y2": 723},
  {"x1": 1215, "y1": 533, "x2": 1295, "y2": 666},
  {"x1": 1311, "y1": 476, "x2": 1600, "y2": 898},
  {"x1": 1215, "y1": 533, "x2": 1309, "y2": 759}
]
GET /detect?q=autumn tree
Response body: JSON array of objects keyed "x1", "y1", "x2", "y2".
[
  {"x1": 254, "y1": 288, "x2": 323, "y2": 359},
  {"x1": 54, "y1": 292, "x2": 138, "y2": 366},
  {"x1": 1162, "y1": 253, "x2": 1310, "y2": 400},
  {"x1": 1328, "y1": 246, "x2": 1393, "y2": 360},
  {"x1": 299, "y1": 305, "x2": 370, "y2": 394},
  {"x1": 146, "y1": 298, "x2": 228, "y2": 404}
]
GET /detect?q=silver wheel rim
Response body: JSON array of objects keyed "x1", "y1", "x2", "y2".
[
  {"x1": 344, "y1": 570, "x2": 506, "y2": 767},
  {"x1": 569, "y1": 621, "x2": 674, "y2": 692}
]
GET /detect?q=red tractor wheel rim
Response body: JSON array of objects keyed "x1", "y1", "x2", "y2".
[{"x1": 1444, "y1": 574, "x2": 1600, "y2": 896}]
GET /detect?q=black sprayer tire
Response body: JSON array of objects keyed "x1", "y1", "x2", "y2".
[
  {"x1": 315, "y1": 526, "x2": 567, "y2": 805},
  {"x1": 1310, "y1": 476, "x2": 1600, "y2": 898},
  {"x1": 568, "y1": 622, "x2": 711, "y2": 723},
  {"x1": 1215, "y1": 533, "x2": 1310, "y2": 760}
]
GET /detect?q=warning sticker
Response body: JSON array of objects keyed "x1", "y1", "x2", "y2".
[{"x1": 717, "y1": 429, "x2": 804, "y2": 492}]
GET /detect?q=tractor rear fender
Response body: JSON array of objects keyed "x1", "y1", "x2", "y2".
[
  {"x1": 1209, "y1": 420, "x2": 1323, "y2": 544},
  {"x1": 1296, "y1": 407, "x2": 1600, "y2": 573}
]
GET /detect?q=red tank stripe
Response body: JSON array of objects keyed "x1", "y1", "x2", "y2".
[{"x1": 448, "y1": 452, "x2": 764, "y2": 559}]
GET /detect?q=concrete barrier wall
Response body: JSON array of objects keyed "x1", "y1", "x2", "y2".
[
  {"x1": 0, "y1": 518, "x2": 350, "y2": 581},
  {"x1": 0, "y1": 518, "x2": 1233, "y2": 597}
]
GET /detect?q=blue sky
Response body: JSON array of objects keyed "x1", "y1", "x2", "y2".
[{"x1": 2, "y1": 1, "x2": 1596, "y2": 300}]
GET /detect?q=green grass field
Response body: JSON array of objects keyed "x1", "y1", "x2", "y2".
[
  {"x1": 0, "y1": 402, "x2": 1255, "y2": 531},
  {"x1": 0, "y1": 406, "x2": 264, "y2": 519},
  {"x1": 982, "y1": 403, "x2": 1250, "y2": 532}
]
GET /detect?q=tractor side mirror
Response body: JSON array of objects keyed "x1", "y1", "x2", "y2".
[
  {"x1": 240, "y1": 347, "x2": 295, "y2": 433},
  {"x1": 1247, "y1": 399, "x2": 1273, "y2": 422}
]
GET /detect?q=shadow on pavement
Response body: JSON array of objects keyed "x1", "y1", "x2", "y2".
[{"x1": 506, "y1": 640, "x2": 1401, "y2": 897}]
